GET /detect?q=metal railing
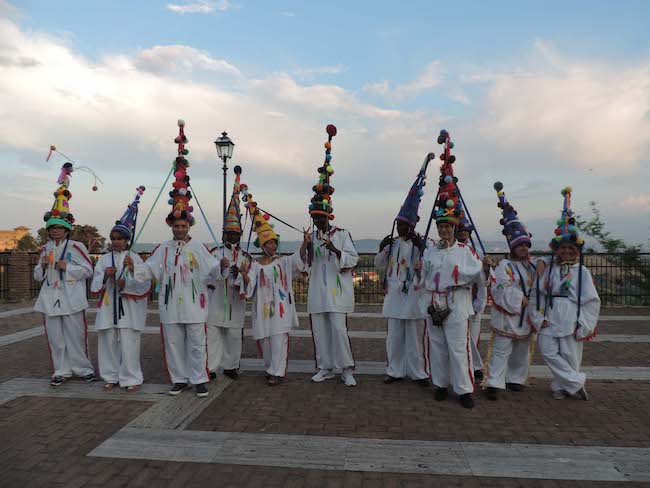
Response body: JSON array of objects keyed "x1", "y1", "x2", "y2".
[
  {"x1": 21, "y1": 251, "x2": 650, "y2": 306},
  {"x1": 0, "y1": 252, "x2": 9, "y2": 300}
]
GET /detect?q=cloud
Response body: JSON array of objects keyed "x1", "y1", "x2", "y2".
[
  {"x1": 364, "y1": 61, "x2": 444, "y2": 101},
  {"x1": 448, "y1": 87, "x2": 470, "y2": 105},
  {"x1": 620, "y1": 194, "x2": 650, "y2": 209},
  {"x1": 476, "y1": 41, "x2": 650, "y2": 169},
  {"x1": 0, "y1": 55, "x2": 40, "y2": 68},
  {"x1": 293, "y1": 64, "x2": 345, "y2": 80},
  {"x1": 166, "y1": 0, "x2": 233, "y2": 14},
  {"x1": 133, "y1": 45, "x2": 241, "y2": 76}
]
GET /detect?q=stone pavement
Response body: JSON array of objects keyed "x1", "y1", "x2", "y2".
[{"x1": 0, "y1": 304, "x2": 649, "y2": 487}]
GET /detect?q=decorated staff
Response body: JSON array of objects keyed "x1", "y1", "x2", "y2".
[
  {"x1": 34, "y1": 161, "x2": 100, "y2": 387},
  {"x1": 91, "y1": 186, "x2": 151, "y2": 392},
  {"x1": 237, "y1": 185, "x2": 309, "y2": 386},
  {"x1": 375, "y1": 153, "x2": 433, "y2": 386},
  {"x1": 125, "y1": 119, "x2": 221, "y2": 399},
  {"x1": 483, "y1": 182, "x2": 542, "y2": 401},
  {"x1": 306, "y1": 125, "x2": 359, "y2": 388},
  {"x1": 530, "y1": 187, "x2": 600, "y2": 401},
  {"x1": 414, "y1": 129, "x2": 491, "y2": 409}
]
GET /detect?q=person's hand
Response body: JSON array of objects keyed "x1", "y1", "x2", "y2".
[
  {"x1": 412, "y1": 234, "x2": 423, "y2": 251},
  {"x1": 124, "y1": 255, "x2": 134, "y2": 273},
  {"x1": 379, "y1": 235, "x2": 393, "y2": 252},
  {"x1": 41, "y1": 255, "x2": 49, "y2": 267},
  {"x1": 323, "y1": 240, "x2": 339, "y2": 254},
  {"x1": 536, "y1": 260, "x2": 546, "y2": 276},
  {"x1": 340, "y1": 267, "x2": 353, "y2": 274},
  {"x1": 220, "y1": 257, "x2": 230, "y2": 271},
  {"x1": 230, "y1": 264, "x2": 239, "y2": 277},
  {"x1": 303, "y1": 229, "x2": 311, "y2": 244},
  {"x1": 541, "y1": 319, "x2": 548, "y2": 329},
  {"x1": 115, "y1": 278, "x2": 125, "y2": 289},
  {"x1": 105, "y1": 266, "x2": 116, "y2": 277},
  {"x1": 483, "y1": 255, "x2": 493, "y2": 267},
  {"x1": 55, "y1": 260, "x2": 67, "y2": 271},
  {"x1": 414, "y1": 259, "x2": 423, "y2": 271},
  {"x1": 207, "y1": 284, "x2": 215, "y2": 291},
  {"x1": 522, "y1": 296, "x2": 529, "y2": 308}
]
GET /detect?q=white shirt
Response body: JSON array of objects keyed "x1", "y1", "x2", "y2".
[{"x1": 207, "y1": 244, "x2": 251, "y2": 328}]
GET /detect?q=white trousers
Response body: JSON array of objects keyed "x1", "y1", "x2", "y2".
[
  {"x1": 386, "y1": 318, "x2": 428, "y2": 380},
  {"x1": 44, "y1": 311, "x2": 95, "y2": 378},
  {"x1": 257, "y1": 333, "x2": 289, "y2": 377},
  {"x1": 469, "y1": 314, "x2": 484, "y2": 371},
  {"x1": 98, "y1": 328, "x2": 143, "y2": 387},
  {"x1": 161, "y1": 322, "x2": 208, "y2": 385},
  {"x1": 310, "y1": 312, "x2": 355, "y2": 371},
  {"x1": 207, "y1": 325, "x2": 243, "y2": 372},
  {"x1": 427, "y1": 319, "x2": 474, "y2": 395},
  {"x1": 484, "y1": 333, "x2": 530, "y2": 389},
  {"x1": 538, "y1": 334, "x2": 586, "y2": 395}
]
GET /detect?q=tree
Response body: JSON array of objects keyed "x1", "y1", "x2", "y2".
[
  {"x1": 575, "y1": 201, "x2": 639, "y2": 254},
  {"x1": 70, "y1": 225, "x2": 106, "y2": 253},
  {"x1": 16, "y1": 233, "x2": 39, "y2": 252},
  {"x1": 36, "y1": 227, "x2": 48, "y2": 247}
]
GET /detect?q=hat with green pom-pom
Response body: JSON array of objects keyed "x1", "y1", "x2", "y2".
[
  {"x1": 309, "y1": 124, "x2": 337, "y2": 220},
  {"x1": 166, "y1": 119, "x2": 195, "y2": 227},
  {"x1": 494, "y1": 181, "x2": 532, "y2": 250},
  {"x1": 433, "y1": 129, "x2": 462, "y2": 225},
  {"x1": 550, "y1": 186, "x2": 584, "y2": 250}
]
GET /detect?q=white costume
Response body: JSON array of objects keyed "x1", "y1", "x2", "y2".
[
  {"x1": 307, "y1": 228, "x2": 358, "y2": 372},
  {"x1": 531, "y1": 259, "x2": 601, "y2": 395},
  {"x1": 207, "y1": 244, "x2": 250, "y2": 373},
  {"x1": 484, "y1": 258, "x2": 539, "y2": 389},
  {"x1": 244, "y1": 252, "x2": 306, "y2": 377},
  {"x1": 34, "y1": 239, "x2": 95, "y2": 379},
  {"x1": 91, "y1": 251, "x2": 151, "y2": 387},
  {"x1": 134, "y1": 238, "x2": 219, "y2": 385},
  {"x1": 416, "y1": 241, "x2": 485, "y2": 395},
  {"x1": 465, "y1": 243, "x2": 490, "y2": 374},
  {"x1": 375, "y1": 238, "x2": 428, "y2": 380}
]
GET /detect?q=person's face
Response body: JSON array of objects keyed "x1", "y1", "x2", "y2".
[
  {"x1": 512, "y1": 244, "x2": 530, "y2": 260},
  {"x1": 48, "y1": 225, "x2": 66, "y2": 241},
  {"x1": 225, "y1": 231, "x2": 241, "y2": 245},
  {"x1": 437, "y1": 222, "x2": 455, "y2": 242},
  {"x1": 457, "y1": 230, "x2": 470, "y2": 243},
  {"x1": 110, "y1": 231, "x2": 128, "y2": 252},
  {"x1": 263, "y1": 239, "x2": 278, "y2": 255},
  {"x1": 312, "y1": 214, "x2": 327, "y2": 231},
  {"x1": 396, "y1": 220, "x2": 411, "y2": 237},
  {"x1": 172, "y1": 219, "x2": 190, "y2": 240},
  {"x1": 556, "y1": 242, "x2": 579, "y2": 263}
]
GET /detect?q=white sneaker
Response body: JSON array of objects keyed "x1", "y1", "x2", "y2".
[
  {"x1": 552, "y1": 390, "x2": 568, "y2": 400},
  {"x1": 311, "y1": 369, "x2": 335, "y2": 383},
  {"x1": 342, "y1": 369, "x2": 357, "y2": 387}
]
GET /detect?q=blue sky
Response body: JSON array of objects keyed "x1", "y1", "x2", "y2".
[{"x1": 1, "y1": 0, "x2": 649, "y2": 248}]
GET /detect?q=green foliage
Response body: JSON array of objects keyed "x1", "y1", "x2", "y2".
[
  {"x1": 16, "y1": 233, "x2": 39, "y2": 252},
  {"x1": 71, "y1": 225, "x2": 106, "y2": 253}
]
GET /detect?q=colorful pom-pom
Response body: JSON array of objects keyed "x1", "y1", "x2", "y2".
[
  {"x1": 326, "y1": 124, "x2": 337, "y2": 137},
  {"x1": 565, "y1": 186, "x2": 573, "y2": 193},
  {"x1": 449, "y1": 141, "x2": 455, "y2": 149},
  {"x1": 493, "y1": 181, "x2": 504, "y2": 192},
  {"x1": 326, "y1": 166, "x2": 334, "y2": 173},
  {"x1": 446, "y1": 199, "x2": 454, "y2": 208},
  {"x1": 554, "y1": 228, "x2": 562, "y2": 235},
  {"x1": 179, "y1": 188, "x2": 187, "y2": 196},
  {"x1": 177, "y1": 119, "x2": 185, "y2": 127}
]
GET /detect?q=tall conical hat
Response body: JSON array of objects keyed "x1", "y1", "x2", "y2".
[
  {"x1": 166, "y1": 119, "x2": 195, "y2": 226},
  {"x1": 112, "y1": 186, "x2": 146, "y2": 244},
  {"x1": 224, "y1": 165, "x2": 243, "y2": 234},
  {"x1": 396, "y1": 153, "x2": 432, "y2": 227},
  {"x1": 550, "y1": 186, "x2": 584, "y2": 250},
  {"x1": 433, "y1": 130, "x2": 461, "y2": 225},
  {"x1": 494, "y1": 181, "x2": 532, "y2": 250},
  {"x1": 308, "y1": 125, "x2": 337, "y2": 220}
]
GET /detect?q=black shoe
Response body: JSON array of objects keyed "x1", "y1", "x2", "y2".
[
  {"x1": 474, "y1": 370, "x2": 484, "y2": 381},
  {"x1": 415, "y1": 378, "x2": 430, "y2": 387},
  {"x1": 208, "y1": 371, "x2": 217, "y2": 380},
  {"x1": 195, "y1": 383, "x2": 209, "y2": 398},
  {"x1": 434, "y1": 387, "x2": 448, "y2": 401},
  {"x1": 460, "y1": 394, "x2": 475, "y2": 409},
  {"x1": 383, "y1": 375, "x2": 403, "y2": 384},
  {"x1": 83, "y1": 373, "x2": 97, "y2": 383},
  {"x1": 168, "y1": 383, "x2": 188, "y2": 396},
  {"x1": 223, "y1": 369, "x2": 239, "y2": 380},
  {"x1": 576, "y1": 387, "x2": 589, "y2": 401},
  {"x1": 486, "y1": 387, "x2": 499, "y2": 401},
  {"x1": 506, "y1": 382, "x2": 525, "y2": 392},
  {"x1": 50, "y1": 376, "x2": 65, "y2": 387}
]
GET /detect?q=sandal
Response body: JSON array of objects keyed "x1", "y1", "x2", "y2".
[
  {"x1": 103, "y1": 383, "x2": 117, "y2": 390},
  {"x1": 126, "y1": 385, "x2": 141, "y2": 393}
]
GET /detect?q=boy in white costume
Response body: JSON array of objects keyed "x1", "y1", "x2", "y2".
[
  {"x1": 375, "y1": 154, "x2": 432, "y2": 386},
  {"x1": 414, "y1": 131, "x2": 491, "y2": 409},
  {"x1": 125, "y1": 120, "x2": 221, "y2": 398},
  {"x1": 484, "y1": 182, "x2": 543, "y2": 401},
  {"x1": 306, "y1": 125, "x2": 359, "y2": 387},
  {"x1": 238, "y1": 191, "x2": 309, "y2": 386},
  {"x1": 207, "y1": 166, "x2": 250, "y2": 380},
  {"x1": 34, "y1": 162, "x2": 96, "y2": 386},
  {"x1": 91, "y1": 186, "x2": 151, "y2": 391},
  {"x1": 530, "y1": 187, "x2": 600, "y2": 401}
]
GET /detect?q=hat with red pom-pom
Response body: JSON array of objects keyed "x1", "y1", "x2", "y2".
[
  {"x1": 112, "y1": 186, "x2": 146, "y2": 244},
  {"x1": 43, "y1": 162, "x2": 75, "y2": 229},
  {"x1": 309, "y1": 124, "x2": 337, "y2": 220},
  {"x1": 166, "y1": 119, "x2": 195, "y2": 227},
  {"x1": 224, "y1": 165, "x2": 243, "y2": 234},
  {"x1": 433, "y1": 130, "x2": 462, "y2": 225},
  {"x1": 396, "y1": 153, "x2": 433, "y2": 227},
  {"x1": 550, "y1": 186, "x2": 584, "y2": 250},
  {"x1": 494, "y1": 181, "x2": 532, "y2": 250},
  {"x1": 241, "y1": 185, "x2": 278, "y2": 248}
]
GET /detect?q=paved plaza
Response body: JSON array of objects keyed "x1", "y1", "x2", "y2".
[{"x1": 1, "y1": 302, "x2": 649, "y2": 487}]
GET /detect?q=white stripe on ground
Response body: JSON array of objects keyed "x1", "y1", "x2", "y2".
[
  {"x1": 0, "y1": 307, "x2": 36, "y2": 319},
  {"x1": 88, "y1": 427, "x2": 649, "y2": 481}
]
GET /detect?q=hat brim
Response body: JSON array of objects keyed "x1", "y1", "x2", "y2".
[{"x1": 46, "y1": 218, "x2": 72, "y2": 230}]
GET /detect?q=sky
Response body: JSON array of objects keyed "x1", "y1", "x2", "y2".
[{"x1": 1, "y1": 0, "x2": 649, "y2": 249}]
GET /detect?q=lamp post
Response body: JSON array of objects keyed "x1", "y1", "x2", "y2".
[{"x1": 214, "y1": 131, "x2": 235, "y2": 238}]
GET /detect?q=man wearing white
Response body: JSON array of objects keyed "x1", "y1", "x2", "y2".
[
  {"x1": 34, "y1": 163, "x2": 96, "y2": 386},
  {"x1": 91, "y1": 186, "x2": 151, "y2": 391},
  {"x1": 484, "y1": 182, "x2": 541, "y2": 401},
  {"x1": 375, "y1": 157, "x2": 431, "y2": 386}
]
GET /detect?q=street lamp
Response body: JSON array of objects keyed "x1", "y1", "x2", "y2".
[{"x1": 214, "y1": 131, "x2": 235, "y2": 236}]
